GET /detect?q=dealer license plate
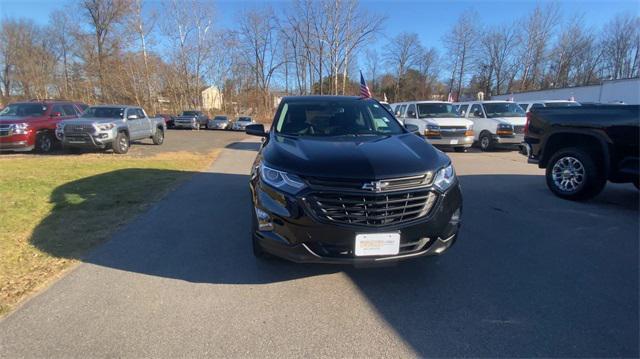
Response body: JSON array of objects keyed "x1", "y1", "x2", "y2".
[
  {"x1": 449, "y1": 139, "x2": 459, "y2": 144},
  {"x1": 355, "y1": 233, "x2": 400, "y2": 256}
]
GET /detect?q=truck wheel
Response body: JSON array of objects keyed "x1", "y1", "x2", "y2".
[
  {"x1": 454, "y1": 147, "x2": 466, "y2": 153},
  {"x1": 545, "y1": 147, "x2": 606, "y2": 201},
  {"x1": 113, "y1": 132, "x2": 130, "y2": 154},
  {"x1": 152, "y1": 128, "x2": 164, "y2": 145},
  {"x1": 35, "y1": 132, "x2": 54, "y2": 153},
  {"x1": 479, "y1": 132, "x2": 494, "y2": 151}
]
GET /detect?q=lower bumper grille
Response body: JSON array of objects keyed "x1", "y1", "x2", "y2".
[
  {"x1": 307, "y1": 190, "x2": 438, "y2": 226},
  {"x1": 514, "y1": 125, "x2": 524, "y2": 134}
]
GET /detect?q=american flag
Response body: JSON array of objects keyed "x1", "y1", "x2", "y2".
[{"x1": 360, "y1": 71, "x2": 372, "y2": 98}]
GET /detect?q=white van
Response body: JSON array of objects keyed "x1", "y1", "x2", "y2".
[
  {"x1": 391, "y1": 101, "x2": 474, "y2": 152},
  {"x1": 454, "y1": 100, "x2": 526, "y2": 151},
  {"x1": 517, "y1": 100, "x2": 580, "y2": 112}
]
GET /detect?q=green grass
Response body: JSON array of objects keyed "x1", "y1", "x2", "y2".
[{"x1": 0, "y1": 150, "x2": 219, "y2": 316}]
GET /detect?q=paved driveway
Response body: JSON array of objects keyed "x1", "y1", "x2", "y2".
[{"x1": 0, "y1": 139, "x2": 637, "y2": 357}]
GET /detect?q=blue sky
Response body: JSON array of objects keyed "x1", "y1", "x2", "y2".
[{"x1": 1, "y1": 0, "x2": 639, "y2": 69}]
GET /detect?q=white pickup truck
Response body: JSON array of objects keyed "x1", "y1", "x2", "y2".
[
  {"x1": 454, "y1": 100, "x2": 526, "y2": 151},
  {"x1": 392, "y1": 101, "x2": 474, "y2": 152}
]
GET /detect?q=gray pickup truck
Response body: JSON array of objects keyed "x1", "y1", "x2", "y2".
[
  {"x1": 174, "y1": 110, "x2": 209, "y2": 130},
  {"x1": 56, "y1": 105, "x2": 165, "y2": 154}
]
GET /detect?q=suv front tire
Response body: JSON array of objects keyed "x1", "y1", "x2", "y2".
[
  {"x1": 545, "y1": 147, "x2": 606, "y2": 200},
  {"x1": 113, "y1": 132, "x2": 130, "y2": 154}
]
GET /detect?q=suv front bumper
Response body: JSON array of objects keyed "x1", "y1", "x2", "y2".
[
  {"x1": 61, "y1": 131, "x2": 114, "y2": 149},
  {"x1": 250, "y1": 180, "x2": 463, "y2": 264},
  {"x1": 427, "y1": 135, "x2": 474, "y2": 148}
]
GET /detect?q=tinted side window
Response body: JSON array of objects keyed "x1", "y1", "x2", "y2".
[
  {"x1": 517, "y1": 103, "x2": 528, "y2": 111},
  {"x1": 457, "y1": 104, "x2": 469, "y2": 116},
  {"x1": 406, "y1": 104, "x2": 416, "y2": 118},
  {"x1": 531, "y1": 103, "x2": 544, "y2": 109},
  {"x1": 399, "y1": 105, "x2": 407, "y2": 117},
  {"x1": 470, "y1": 104, "x2": 484, "y2": 118},
  {"x1": 51, "y1": 105, "x2": 64, "y2": 116},
  {"x1": 136, "y1": 109, "x2": 146, "y2": 118},
  {"x1": 62, "y1": 104, "x2": 77, "y2": 116}
]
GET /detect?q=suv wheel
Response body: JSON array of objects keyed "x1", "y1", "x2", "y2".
[
  {"x1": 545, "y1": 147, "x2": 606, "y2": 200},
  {"x1": 113, "y1": 132, "x2": 130, "y2": 154},
  {"x1": 35, "y1": 132, "x2": 54, "y2": 153},
  {"x1": 479, "y1": 132, "x2": 494, "y2": 151},
  {"x1": 152, "y1": 128, "x2": 164, "y2": 145}
]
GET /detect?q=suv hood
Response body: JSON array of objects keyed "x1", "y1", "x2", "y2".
[
  {"x1": 420, "y1": 117, "x2": 473, "y2": 127},
  {"x1": 263, "y1": 134, "x2": 448, "y2": 180},
  {"x1": 492, "y1": 116, "x2": 526, "y2": 126}
]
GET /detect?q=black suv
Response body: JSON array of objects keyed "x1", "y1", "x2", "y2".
[{"x1": 245, "y1": 96, "x2": 463, "y2": 264}]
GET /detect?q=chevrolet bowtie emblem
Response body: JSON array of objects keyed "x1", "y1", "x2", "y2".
[{"x1": 362, "y1": 180, "x2": 389, "y2": 192}]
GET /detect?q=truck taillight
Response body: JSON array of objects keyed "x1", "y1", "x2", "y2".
[{"x1": 524, "y1": 112, "x2": 532, "y2": 136}]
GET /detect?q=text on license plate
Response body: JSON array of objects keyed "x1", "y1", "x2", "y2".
[{"x1": 355, "y1": 233, "x2": 400, "y2": 256}]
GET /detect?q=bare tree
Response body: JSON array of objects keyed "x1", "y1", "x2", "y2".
[
  {"x1": 479, "y1": 23, "x2": 517, "y2": 95},
  {"x1": 443, "y1": 13, "x2": 477, "y2": 99},
  {"x1": 80, "y1": 0, "x2": 132, "y2": 101},
  {"x1": 384, "y1": 32, "x2": 421, "y2": 100},
  {"x1": 601, "y1": 14, "x2": 640, "y2": 79}
]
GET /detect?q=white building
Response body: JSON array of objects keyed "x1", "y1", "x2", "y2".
[
  {"x1": 493, "y1": 78, "x2": 640, "y2": 105},
  {"x1": 201, "y1": 86, "x2": 223, "y2": 110}
]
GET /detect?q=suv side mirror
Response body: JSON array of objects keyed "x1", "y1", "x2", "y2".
[
  {"x1": 473, "y1": 110, "x2": 483, "y2": 117},
  {"x1": 407, "y1": 110, "x2": 416, "y2": 118},
  {"x1": 246, "y1": 123, "x2": 267, "y2": 137},
  {"x1": 404, "y1": 124, "x2": 420, "y2": 135}
]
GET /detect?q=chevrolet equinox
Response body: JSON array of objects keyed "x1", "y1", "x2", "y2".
[{"x1": 245, "y1": 96, "x2": 462, "y2": 264}]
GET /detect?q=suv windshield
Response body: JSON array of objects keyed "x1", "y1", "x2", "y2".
[
  {"x1": 482, "y1": 103, "x2": 525, "y2": 118},
  {"x1": 417, "y1": 103, "x2": 459, "y2": 118},
  {"x1": 82, "y1": 107, "x2": 125, "y2": 119},
  {"x1": 0, "y1": 103, "x2": 47, "y2": 117},
  {"x1": 275, "y1": 99, "x2": 404, "y2": 137},
  {"x1": 239, "y1": 117, "x2": 251, "y2": 122},
  {"x1": 182, "y1": 111, "x2": 198, "y2": 116},
  {"x1": 214, "y1": 116, "x2": 228, "y2": 121}
]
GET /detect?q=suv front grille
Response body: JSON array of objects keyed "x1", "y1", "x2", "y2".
[
  {"x1": 64, "y1": 124, "x2": 94, "y2": 135},
  {"x1": 307, "y1": 190, "x2": 438, "y2": 226}
]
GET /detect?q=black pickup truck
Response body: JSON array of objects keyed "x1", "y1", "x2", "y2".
[{"x1": 521, "y1": 104, "x2": 639, "y2": 200}]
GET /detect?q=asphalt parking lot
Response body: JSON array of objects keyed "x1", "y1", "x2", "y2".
[
  {"x1": 0, "y1": 135, "x2": 637, "y2": 357},
  {"x1": 0, "y1": 128, "x2": 248, "y2": 157}
]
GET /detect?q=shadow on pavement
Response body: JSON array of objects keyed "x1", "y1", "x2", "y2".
[
  {"x1": 29, "y1": 166, "x2": 639, "y2": 356},
  {"x1": 225, "y1": 141, "x2": 262, "y2": 151}
]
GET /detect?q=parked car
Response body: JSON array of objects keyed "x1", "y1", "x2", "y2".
[
  {"x1": 392, "y1": 101, "x2": 474, "y2": 152},
  {"x1": 521, "y1": 104, "x2": 639, "y2": 200},
  {"x1": 232, "y1": 116, "x2": 255, "y2": 131},
  {"x1": 56, "y1": 105, "x2": 165, "y2": 154},
  {"x1": 455, "y1": 100, "x2": 526, "y2": 151},
  {"x1": 244, "y1": 96, "x2": 462, "y2": 264},
  {"x1": 155, "y1": 113, "x2": 175, "y2": 128},
  {"x1": 0, "y1": 100, "x2": 85, "y2": 153},
  {"x1": 208, "y1": 115, "x2": 230, "y2": 130},
  {"x1": 174, "y1": 110, "x2": 209, "y2": 130},
  {"x1": 518, "y1": 100, "x2": 580, "y2": 113}
]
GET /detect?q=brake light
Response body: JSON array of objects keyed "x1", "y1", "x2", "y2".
[{"x1": 524, "y1": 112, "x2": 532, "y2": 136}]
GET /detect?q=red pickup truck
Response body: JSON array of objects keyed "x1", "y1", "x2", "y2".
[{"x1": 0, "y1": 100, "x2": 86, "y2": 153}]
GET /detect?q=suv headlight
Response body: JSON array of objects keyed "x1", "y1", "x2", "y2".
[
  {"x1": 433, "y1": 163, "x2": 456, "y2": 192},
  {"x1": 260, "y1": 164, "x2": 306, "y2": 194},
  {"x1": 96, "y1": 123, "x2": 115, "y2": 131},
  {"x1": 13, "y1": 123, "x2": 29, "y2": 134}
]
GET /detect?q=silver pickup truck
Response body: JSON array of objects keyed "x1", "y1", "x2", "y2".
[{"x1": 56, "y1": 105, "x2": 166, "y2": 154}]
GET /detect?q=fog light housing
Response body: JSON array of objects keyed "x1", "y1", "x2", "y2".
[{"x1": 255, "y1": 207, "x2": 274, "y2": 231}]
